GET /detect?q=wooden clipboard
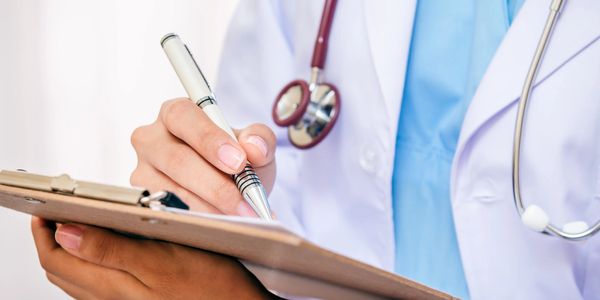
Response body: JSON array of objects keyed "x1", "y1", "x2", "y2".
[{"x1": 0, "y1": 170, "x2": 455, "y2": 300}]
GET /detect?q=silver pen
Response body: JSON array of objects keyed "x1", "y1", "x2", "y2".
[{"x1": 160, "y1": 33, "x2": 272, "y2": 220}]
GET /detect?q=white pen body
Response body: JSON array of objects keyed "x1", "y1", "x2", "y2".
[
  {"x1": 161, "y1": 34, "x2": 237, "y2": 140},
  {"x1": 161, "y1": 33, "x2": 272, "y2": 220},
  {"x1": 201, "y1": 105, "x2": 237, "y2": 140}
]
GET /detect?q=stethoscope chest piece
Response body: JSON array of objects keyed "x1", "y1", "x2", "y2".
[
  {"x1": 273, "y1": 75, "x2": 340, "y2": 149},
  {"x1": 272, "y1": 0, "x2": 340, "y2": 149},
  {"x1": 273, "y1": 80, "x2": 310, "y2": 127}
]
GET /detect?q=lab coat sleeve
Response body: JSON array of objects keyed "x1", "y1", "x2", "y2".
[{"x1": 214, "y1": 0, "x2": 306, "y2": 236}]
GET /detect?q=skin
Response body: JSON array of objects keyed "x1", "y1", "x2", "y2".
[
  {"x1": 130, "y1": 98, "x2": 277, "y2": 214},
  {"x1": 32, "y1": 98, "x2": 281, "y2": 299}
]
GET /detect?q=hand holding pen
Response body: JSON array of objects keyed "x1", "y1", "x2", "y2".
[{"x1": 129, "y1": 35, "x2": 276, "y2": 219}]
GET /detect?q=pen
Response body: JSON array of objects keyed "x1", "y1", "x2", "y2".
[{"x1": 160, "y1": 33, "x2": 272, "y2": 220}]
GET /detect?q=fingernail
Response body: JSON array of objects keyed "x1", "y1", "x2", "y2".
[
  {"x1": 55, "y1": 225, "x2": 83, "y2": 250},
  {"x1": 246, "y1": 135, "x2": 268, "y2": 157},
  {"x1": 236, "y1": 202, "x2": 258, "y2": 218},
  {"x1": 218, "y1": 144, "x2": 244, "y2": 170}
]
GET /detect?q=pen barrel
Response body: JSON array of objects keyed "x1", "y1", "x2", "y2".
[
  {"x1": 232, "y1": 164, "x2": 263, "y2": 194},
  {"x1": 202, "y1": 104, "x2": 237, "y2": 140},
  {"x1": 161, "y1": 33, "x2": 213, "y2": 104},
  {"x1": 161, "y1": 33, "x2": 271, "y2": 220}
]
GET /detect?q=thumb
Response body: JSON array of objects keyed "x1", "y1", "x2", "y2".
[
  {"x1": 235, "y1": 123, "x2": 277, "y2": 168},
  {"x1": 55, "y1": 223, "x2": 144, "y2": 273}
]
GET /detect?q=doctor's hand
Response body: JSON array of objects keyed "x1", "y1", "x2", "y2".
[
  {"x1": 32, "y1": 217, "x2": 278, "y2": 300},
  {"x1": 130, "y1": 98, "x2": 277, "y2": 216}
]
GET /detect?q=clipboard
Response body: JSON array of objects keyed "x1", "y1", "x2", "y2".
[{"x1": 0, "y1": 170, "x2": 456, "y2": 300}]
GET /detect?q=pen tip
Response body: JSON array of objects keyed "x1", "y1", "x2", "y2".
[{"x1": 243, "y1": 187, "x2": 273, "y2": 221}]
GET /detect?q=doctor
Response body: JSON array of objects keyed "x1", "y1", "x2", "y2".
[{"x1": 31, "y1": 0, "x2": 600, "y2": 299}]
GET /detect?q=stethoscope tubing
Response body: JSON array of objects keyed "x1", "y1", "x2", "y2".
[
  {"x1": 512, "y1": 0, "x2": 600, "y2": 240},
  {"x1": 272, "y1": 0, "x2": 341, "y2": 149},
  {"x1": 312, "y1": 0, "x2": 338, "y2": 69}
]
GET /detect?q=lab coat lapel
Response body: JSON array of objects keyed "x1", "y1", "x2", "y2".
[
  {"x1": 454, "y1": 0, "x2": 600, "y2": 165},
  {"x1": 363, "y1": 0, "x2": 416, "y2": 124},
  {"x1": 453, "y1": 1, "x2": 600, "y2": 296}
]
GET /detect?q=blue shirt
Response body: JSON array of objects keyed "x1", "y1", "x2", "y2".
[{"x1": 392, "y1": 1, "x2": 524, "y2": 298}]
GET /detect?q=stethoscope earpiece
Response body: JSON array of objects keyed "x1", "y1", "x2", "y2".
[
  {"x1": 521, "y1": 204, "x2": 591, "y2": 237},
  {"x1": 513, "y1": 0, "x2": 600, "y2": 240},
  {"x1": 520, "y1": 205, "x2": 550, "y2": 232}
]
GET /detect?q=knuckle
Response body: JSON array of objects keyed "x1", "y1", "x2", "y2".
[
  {"x1": 187, "y1": 118, "x2": 222, "y2": 152},
  {"x1": 37, "y1": 247, "x2": 60, "y2": 273},
  {"x1": 161, "y1": 99, "x2": 189, "y2": 127},
  {"x1": 149, "y1": 251, "x2": 188, "y2": 296},
  {"x1": 82, "y1": 234, "x2": 118, "y2": 266},
  {"x1": 196, "y1": 127, "x2": 222, "y2": 153},
  {"x1": 159, "y1": 99, "x2": 176, "y2": 115},
  {"x1": 163, "y1": 146, "x2": 188, "y2": 175},
  {"x1": 38, "y1": 253, "x2": 55, "y2": 272},
  {"x1": 45, "y1": 272, "x2": 58, "y2": 285},
  {"x1": 130, "y1": 125, "x2": 150, "y2": 149},
  {"x1": 129, "y1": 168, "x2": 143, "y2": 186},
  {"x1": 159, "y1": 98, "x2": 183, "y2": 114}
]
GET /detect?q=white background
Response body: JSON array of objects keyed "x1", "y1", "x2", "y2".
[{"x1": 0, "y1": 1, "x2": 237, "y2": 298}]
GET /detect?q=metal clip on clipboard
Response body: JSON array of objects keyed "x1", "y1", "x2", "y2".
[{"x1": 0, "y1": 170, "x2": 189, "y2": 210}]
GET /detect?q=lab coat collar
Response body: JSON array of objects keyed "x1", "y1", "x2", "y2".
[
  {"x1": 363, "y1": 0, "x2": 417, "y2": 127},
  {"x1": 454, "y1": 0, "x2": 600, "y2": 175}
]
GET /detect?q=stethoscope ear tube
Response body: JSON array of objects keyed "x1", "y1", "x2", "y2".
[{"x1": 512, "y1": 0, "x2": 599, "y2": 240}]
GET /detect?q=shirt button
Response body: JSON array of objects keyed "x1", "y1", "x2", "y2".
[{"x1": 359, "y1": 145, "x2": 380, "y2": 173}]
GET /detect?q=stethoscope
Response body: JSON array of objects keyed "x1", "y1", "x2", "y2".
[
  {"x1": 272, "y1": 0, "x2": 340, "y2": 149},
  {"x1": 272, "y1": 0, "x2": 599, "y2": 240},
  {"x1": 514, "y1": 0, "x2": 599, "y2": 240}
]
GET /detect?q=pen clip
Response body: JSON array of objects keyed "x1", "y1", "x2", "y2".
[{"x1": 183, "y1": 43, "x2": 214, "y2": 95}]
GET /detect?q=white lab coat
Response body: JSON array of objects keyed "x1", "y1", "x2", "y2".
[{"x1": 215, "y1": 0, "x2": 600, "y2": 299}]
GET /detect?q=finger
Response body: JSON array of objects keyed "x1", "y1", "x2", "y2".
[
  {"x1": 131, "y1": 162, "x2": 222, "y2": 214},
  {"x1": 235, "y1": 123, "x2": 277, "y2": 168},
  {"x1": 31, "y1": 216, "x2": 61, "y2": 255},
  {"x1": 137, "y1": 126, "x2": 246, "y2": 215},
  {"x1": 53, "y1": 223, "x2": 253, "y2": 295},
  {"x1": 54, "y1": 224, "x2": 148, "y2": 273},
  {"x1": 160, "y1": 98, "x2": 247, "y2": 174},
  {"x1": 46, "y1": 272, "x2": 96, "y2": 300},
  {"x1": 32, "y1": 218, "x2": 150, "y2": 299}
]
